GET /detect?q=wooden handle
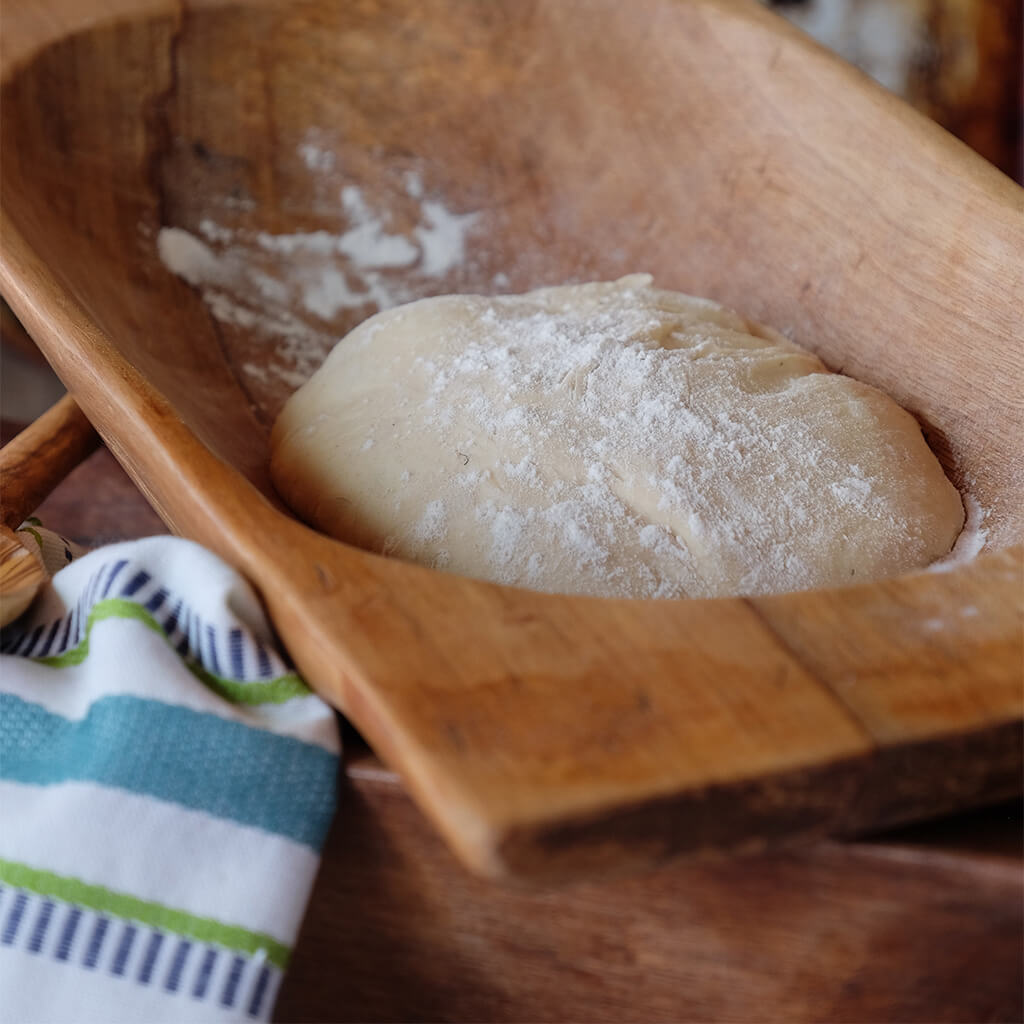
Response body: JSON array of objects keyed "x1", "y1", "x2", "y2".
[
  {"x1": 0, "y1": 393, "x2": 99, "y2": 529},
  {"x1": 0, "y1": 523, "x2": 48, "y2": 626}
]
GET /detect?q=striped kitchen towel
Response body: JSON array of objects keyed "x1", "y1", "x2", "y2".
[{"x1": 0, "y1": 528, "x2": 341, "y2": 1023}]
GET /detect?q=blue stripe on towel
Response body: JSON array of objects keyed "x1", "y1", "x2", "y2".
[
  {"x1": 0, "y1": 694, "x2": 337, "y2": 847},
  {"x1": 175, "y1": 609, "x2": 191, "y2": 657},
  {"x1": 121, "y1": 571, "x2": 151, "y2": 598},
  {"x1": 163, "y1": 601, "x2": 182, "y2": 640},
  {"x1": 111, "y1": 923, "x2": 136, "y2": 976},
  {"x1": 20, "y1": 626, "x2": 45, "y2": 658},
  {"x1": 56, "y1": 613, "x2": 74, "y2": 655},
  {"x1": 27, "y1": 899, "x2": 54, "y2": 953},
  {"x1": 137, "y1": 931, "x2": 163, "y2": 984},
  {"x1": 55, "y1": 907, "x2": 81, "y2": 960},
  {"x1": 229, "y1": 629, "x2": 245, "y2": 679},
  {"x1": 206, "y1": 625, "x2": 222, "y2": 676},
  {"x1": 100, "y1": 560, "x2": 129, "y2": 599},
  {"x1": 255, "y1": 642, "x2": 273, "y2": 679},
  {"x1": 36, "y1": 620, "x2": 62, "y2": 658},
  {"x1": 82, "y1": 916, "x2": 109, "y2": 968},
  {"x1": 165, "y1": 938, "x2": 191, "y2": 992},
  {"x1": 221, "y1": 954, "x2": 245, "y2": 1007},
  {"x1": 248, "y1": 964, "x2": 272, "y2": 1017},
  {"x1": 193, "y1": 948, "x2": 217, "y2": 999},
  {"x1": 2, "y1": 891, "x2": 28, "y2": 944}
]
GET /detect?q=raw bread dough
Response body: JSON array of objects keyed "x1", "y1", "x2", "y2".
[{"x1": 270, "y1": 275, "x2": 964, "y2": 598}]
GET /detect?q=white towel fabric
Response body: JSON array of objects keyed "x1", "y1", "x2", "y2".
[{"x1": 0, "y1": 526, "x2": 340, "y2": 1023}]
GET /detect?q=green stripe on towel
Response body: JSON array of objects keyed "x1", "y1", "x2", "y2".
[
  {"x1": 0, "y1": 694, "x2": 337, "y2": 848},
  {"x1": 0, "y1": 858, "x2": 290, "y2": 967},
  {"x1": 34, "y1": 598, "x2": 310, "y2": 705}
]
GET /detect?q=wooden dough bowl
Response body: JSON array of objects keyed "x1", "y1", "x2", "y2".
[{"x1": 2, "y1": 0, "x2": 1021, "y2": 882}]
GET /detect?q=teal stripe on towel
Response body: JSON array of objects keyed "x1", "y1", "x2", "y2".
[{"x1": 0, "y1": 694, "x2": 337, "y2": 848}]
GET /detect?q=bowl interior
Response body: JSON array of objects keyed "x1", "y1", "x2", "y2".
[{"x1": 3, "y1": 0, "x2": 1022, "y2": 548}]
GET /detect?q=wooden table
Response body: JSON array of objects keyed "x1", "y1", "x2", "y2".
[{"x1": 6, "y1": 422, "x2": 1022, "y2": 1023}]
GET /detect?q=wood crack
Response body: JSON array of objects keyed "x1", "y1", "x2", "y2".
[
  {"x1": 740, "y1": 595, "x2": 878, "y2": 746},
  {"x1": 740, "y1": 594, "x2": 886, "y2": 836}
]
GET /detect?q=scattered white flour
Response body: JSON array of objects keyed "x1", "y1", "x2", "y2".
[
  {"x1": 928, "y1": 494, "x2": 989, "y2": 572},
  {"x1": 198, "y1": 218, "x2": 234, "y2": 245},
  {"x1": 298, "y1": 144, "x2": 336, "y2": 175},
  {"x1": 415, "y1": 199, "x2": 480, "y2": 277},
  {"x1": 413, "y1": 499, "x2": 448, "y2": 544},
  {"x1": 157, "y1": 150, "x2": 480, "y2": 390},
  {"x1": 404, "y1": 169, "x2": 424, "y2": 199}
]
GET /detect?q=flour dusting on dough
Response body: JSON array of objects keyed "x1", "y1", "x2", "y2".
[{"x1": 270, "y1": 277, "x2": 969, "y2": 598}]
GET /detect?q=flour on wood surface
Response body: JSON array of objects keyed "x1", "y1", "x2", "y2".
[
  {"x1": 270, "y1": 276, "x2": 968, "y2": 599},
  {"x1": 156, "y1": 149, "x2": 484, "y2": 391},
  {"x1": 928, "y1": 494, "x2": 989, "y2": 572}
]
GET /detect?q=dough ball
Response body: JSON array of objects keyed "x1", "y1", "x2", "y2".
[{"x1": 270, "y1": 275, "x2": 964, "y2": 598}]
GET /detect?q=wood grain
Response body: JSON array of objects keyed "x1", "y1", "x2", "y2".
[
  {"x1": 276, "y1": 756, "x2": 1023, "y2": 1023},
  {"x1": 1, "y1": 417, "x2": 168, "y2": 544},
  {"x1": 0, "y1": 394, "x2": 99, "y2": 529},
  {"x1": 0, "y1": 396, "x2": 99, "y2": 624},
  {"x1": 0, "y1": 0, "x2": 1021, "y2": 880},
  {"x1": 0, "y1": 524, "x2": 46, "y2": 626}
]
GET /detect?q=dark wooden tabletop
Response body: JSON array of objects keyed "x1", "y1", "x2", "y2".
[{"x1": 5, "y1": 419, "x2": 1022, "y2": 1023}]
